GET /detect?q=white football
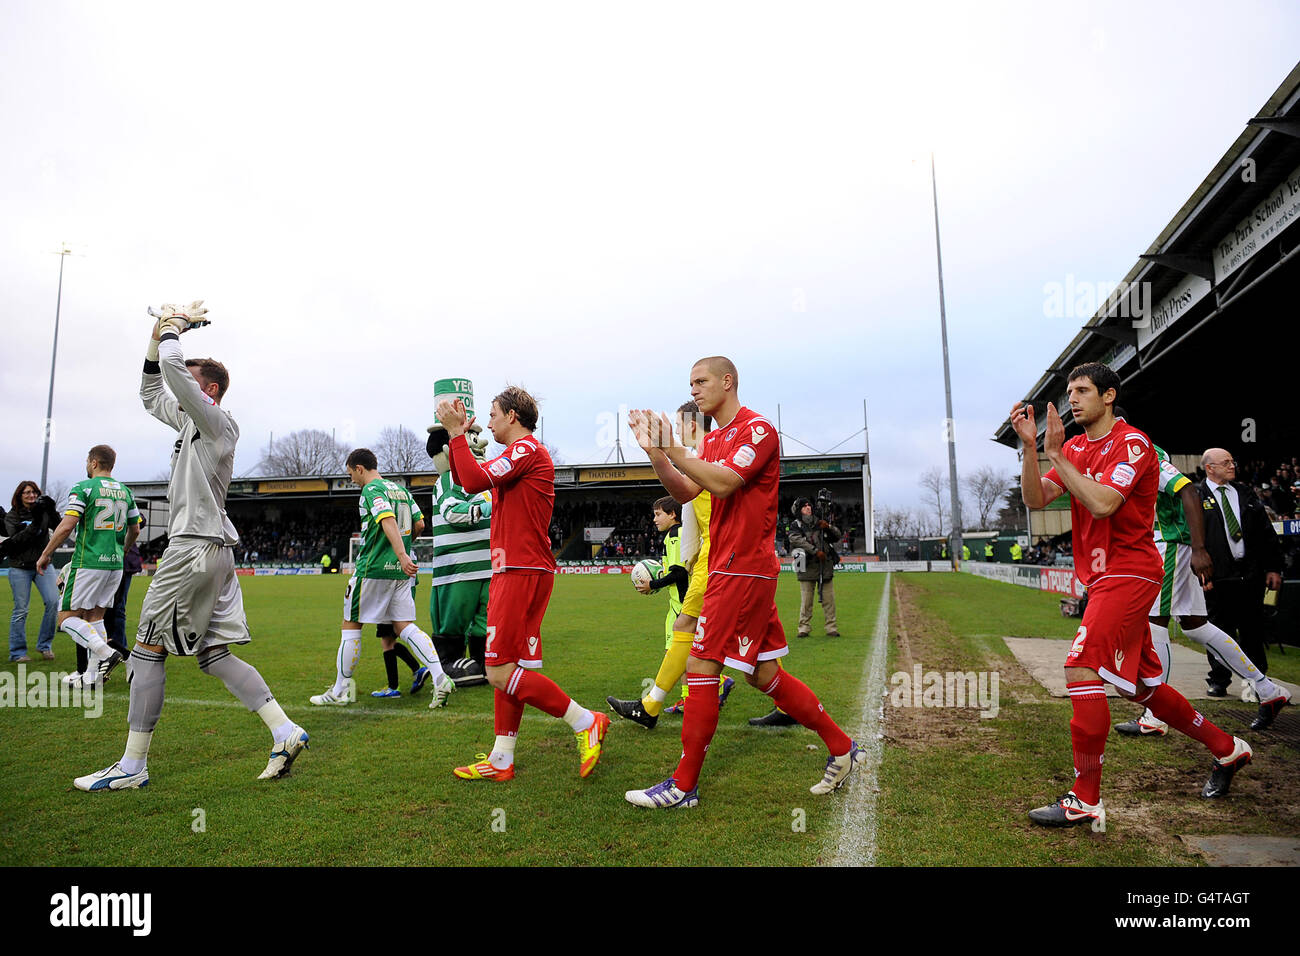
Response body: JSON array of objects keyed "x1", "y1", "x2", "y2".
[{"x1": 630, "y1": 559, "x2": 661, "y2": 591}]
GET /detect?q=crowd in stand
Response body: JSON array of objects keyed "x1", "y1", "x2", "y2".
[
  {"x1": 1227, "y1": 458, "x2": 1300, "y2": 521},
  {"x1": 234, "y1": 513, "x2": 356, "y2": 564},
  {"x1": 1023, "y1": 538, "x2": 1074, "y2": 566},
  {"x1": 551, "y1": 498, "x2": 662, "y2": 557}
]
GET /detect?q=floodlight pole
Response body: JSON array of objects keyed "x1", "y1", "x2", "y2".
[
  {"x1": 863, "y1": 399, "x2": 874, "y2": 554},
  {"x1": 930, "y1": 156, "x2": 963, "y2": 569},
  {"x1": 41, "y1": 244, "x2": 72, "y2": 489}
]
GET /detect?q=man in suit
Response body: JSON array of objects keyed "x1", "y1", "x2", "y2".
[{"x1": 1199, "y1": 448, "x2": 1287, "y2": 727}]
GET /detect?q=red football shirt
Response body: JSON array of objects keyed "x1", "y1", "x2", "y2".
[
  {"x1": 1043, "y1": 419, "x2": 1162, "y2": 588},
  {"x1": 698, "y1": 406, "x2": 781, "y2": 578},
  {"x1": 449, "y1": 433, "x2": 556, "y2": 573}
]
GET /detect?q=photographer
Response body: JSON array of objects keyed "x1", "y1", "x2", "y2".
[{"x1": 787, "y1": 489, "x2": 841, "y2": 638}]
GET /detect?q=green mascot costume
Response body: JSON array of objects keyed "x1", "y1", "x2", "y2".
[{"x1": 425, "y1": 378, "x2": 493, "y2": 687}]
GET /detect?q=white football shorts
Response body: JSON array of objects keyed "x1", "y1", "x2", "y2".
[
  {"x1": 137, "y1": 539, "x2": 251, "y2": 655},
  {"x1": 59, "y1": 567, "x2": 122, "y2": 612},
  {"x1": 343, "y1": 576, "x2": 417, "y2": 625},
  {"x1": 1149, "y1": 539, "x2": 1207, "y2": 618}
]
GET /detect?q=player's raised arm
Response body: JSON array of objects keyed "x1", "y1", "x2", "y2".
[
  {"x1": 630, "y1": 409, "x2": 703, "y2": 503},
  {"x1": 154, "y1": 303, "x2": 228, "y2": 440},
  {"x1": 141, "y1": 310, "x2": 187, "y2": 431},
  {"x1": 437, "y1": 398, "x2": 494, "y2": 494},
  {"x1": 650, "y1": 411, "x2": 744, "y2": 499},
  {"x1": 1011, "y1": 401, "x2": 1063, "y2": 508}
]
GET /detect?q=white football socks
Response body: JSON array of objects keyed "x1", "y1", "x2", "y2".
[
  {"x1": 331, "y1": 631, "x2": 362, "y2": 697},
  {"x1": 90, "y1": 618, "x2": 111, "y2": 647},
  {"x1": 1141, "y1": 622, "x2": 1173, "y2": 725},
  {"x1": 255, "y1": 700, "x2": 297, "y2": 742},
  {"x1": 397, "y1": 624, "x2": 448, "y2": 682},
  {"x1": 1182, "y1": 622, "x2": 1280, "y2": 700},
  {"x1": 563, "y1": 700, "x2": 595, "y2": 733},
  {"x1": 61, "y1": 616, "x2": 108, "y2": 656},
  {"x1": 121, "y1": 730, "x2": 153, "y2": 775},
  {"x1": 489, "y1": 735, "x2": 516, "y2": 770}
]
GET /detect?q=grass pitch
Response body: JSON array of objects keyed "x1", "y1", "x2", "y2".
[
  {"x1": 3, "y1": 570, "x2": 1295, "y2": 866},
  {"x1": 0, "y1": 573, "x2": 885, "y2": 866}
]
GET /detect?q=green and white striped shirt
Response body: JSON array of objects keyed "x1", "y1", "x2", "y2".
[{"x1": 430, "y1": 471, "x2": 493, "y2": 585}]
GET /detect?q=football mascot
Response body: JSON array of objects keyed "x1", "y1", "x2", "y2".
[{"x1": 425, "y1": 378, "x2": 492, "y2": 687}]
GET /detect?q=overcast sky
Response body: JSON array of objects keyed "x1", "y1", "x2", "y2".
[{"x1": 2, "y1": 2, "x2": 1297, "y2": 520}]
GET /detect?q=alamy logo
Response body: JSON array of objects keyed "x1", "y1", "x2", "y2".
[
  {"x1": 890, "y1": 665, "x2": 1000, "y2": 718},
  {"x1": 50, "y1": 886, "x2": 151, "y2": 936},
  {"x1": 1, "y1": 665, "x2": 104, "y2": 718}
]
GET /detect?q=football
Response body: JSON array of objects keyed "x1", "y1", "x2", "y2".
[{"x1": 630, "y1": 559, "x2": 661, "y2": 591}]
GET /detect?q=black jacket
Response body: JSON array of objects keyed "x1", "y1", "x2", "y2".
[
  {"x1": 1196, "y1": 480, "x2": 1281, "y2": 582},
  {"x1": 2, "y1": 496, "x2": 60, "y2": 570}
]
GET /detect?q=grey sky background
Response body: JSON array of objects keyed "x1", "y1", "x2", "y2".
[{"x1": 3, "y1": 2, "x2": 1297, "y2": 521}]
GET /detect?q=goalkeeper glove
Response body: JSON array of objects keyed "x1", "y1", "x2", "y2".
[{"x1": 149, "y1": 301, "x2": 211, "y2": 337}]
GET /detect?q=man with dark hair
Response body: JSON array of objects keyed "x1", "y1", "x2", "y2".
[
  {"x1": 625, "y1": 357, "x2": 863, "y2": 808},
  {"x1": 183, "y1": 357, "x2": 229, "y2": 400},
  {"x1": 436, "y1": 388, "x2": 610, "y2": 781},
  {"x1": 1011, "y1": 362, "x2": 1253, "y2": 831},
  {"x1": 491, "y1": 386, "x2": 539, "y2": 431},
  {"x1": 311, "y1": 448, "x2": 453, "y2": 707},
  {"x1": 75, "y1": 302, "x2": 308, "y2": 791}
]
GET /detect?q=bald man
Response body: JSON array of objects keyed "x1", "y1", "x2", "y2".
[{"x1": 1197, "y1": 448, "x2": 1287, "y2": 725}]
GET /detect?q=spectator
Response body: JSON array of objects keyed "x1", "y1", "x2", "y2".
[
  {"x1": 4, "y1": 481, "x2": 61, "y2": 661},
  {"x1": 1199, "y1": 448, "x2": 1284, "y2": 697}
]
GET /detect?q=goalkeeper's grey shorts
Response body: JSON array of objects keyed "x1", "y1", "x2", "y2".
[{"x1": 136, "y1": 538, "x2": 251, "y2": 656}]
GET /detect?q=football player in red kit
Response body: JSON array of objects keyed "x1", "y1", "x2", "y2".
[
  {"x1": 1012, "y1": 363, "x2": 1252, "y2": 832},
  {"x1": 436, "y1": 386, "x2": 610, "y2": 781},
  {"x1": 624, "y1": 356, "x2": 864, "y2": 809}
]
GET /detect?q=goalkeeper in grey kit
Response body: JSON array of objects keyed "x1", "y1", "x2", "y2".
[{"x1": 75, "y1": 302, "x2": 309, "y2": 791}]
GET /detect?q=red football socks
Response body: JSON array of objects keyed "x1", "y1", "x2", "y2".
[
  {"x1": 507, "y1": 668, "x2": 572, "y2": 719},
  {"x1": 494, "y1": 688, "x2": 524, "y2": 738},
  {"x1": 673, "y1": 673, "x2": 722, "y2": 791},
  {"x1": 1140, "y1": 682, "x2": 1235, "y2": 759},
  {"x1": 763, "y1": 669, "x2": 851, "y2": 756},
  {"x1": 1067, "y1": 680, "x2": 1109, "y2": 805}
]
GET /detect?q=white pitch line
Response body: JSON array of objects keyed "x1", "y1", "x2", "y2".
[{"x1": 830, "y1": 571, "x2": 890, "y2": 867}]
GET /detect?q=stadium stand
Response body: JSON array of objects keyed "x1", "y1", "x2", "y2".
[{"x1": 995, "y1": 63, "x2": 1300, "y2": 638}]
